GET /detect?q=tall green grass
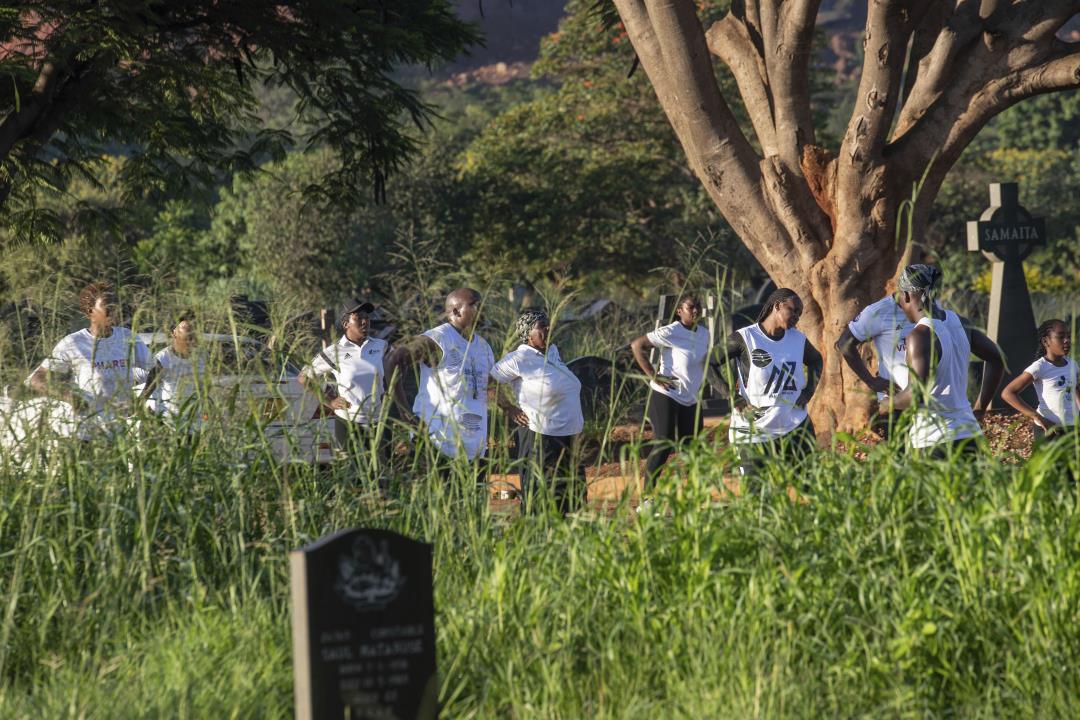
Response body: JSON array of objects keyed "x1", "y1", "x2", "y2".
[{"x1": 2, "y1": 393, "x2": 1079, "y2": 717}]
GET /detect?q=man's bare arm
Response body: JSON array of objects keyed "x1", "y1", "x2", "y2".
[
  {"x1": 383, "y1": 336, "x2": 442, "y2": 421},
  {"x1": 969, "y1": 330, "x2": 1005, "y2": 412},
  {"x1": 797, "y1": 342, "x2": 823, "y2": 409},
  {"x1": 887, "y1": 326, "x2": 931, "y2": 413},
  {"x1": 836, "y1": 327, "x2": 889, "y2": 394},
  {"x1": 26, "y1": 366, "x2": 83, "y2": 410}
]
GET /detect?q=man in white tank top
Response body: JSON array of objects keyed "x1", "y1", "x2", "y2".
[
  {"x1": 385, "y1": 288, "x2": 494, "y2": 461},
  {"x1": 882, "y1": 265, "x2": 1005, "y2": 454}
]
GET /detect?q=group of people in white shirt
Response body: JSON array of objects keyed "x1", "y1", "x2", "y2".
[
  {"x1": 22, "y1": 270, "x2": 1078, "y2": 510},
  {"x1": 838, "y1": 264, "x2": 1076, "y2": 454}
]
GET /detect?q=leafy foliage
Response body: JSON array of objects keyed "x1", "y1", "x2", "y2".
[
  {"x1": 455, "y1": 0, "x2": 745, "y2": 285},
  {"x1": 0, "y1": 0, "x2": 479, "y2": 236}
]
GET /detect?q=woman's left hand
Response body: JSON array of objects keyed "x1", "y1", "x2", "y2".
[{"x1": 509, "y1": 407, "x2": 529, "y2": 427}]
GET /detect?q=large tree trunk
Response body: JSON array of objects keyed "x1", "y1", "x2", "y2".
[{"x1": 612, "y1": 0, "x2": 1080, "y2": 438}]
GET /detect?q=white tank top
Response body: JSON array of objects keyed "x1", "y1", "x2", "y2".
[
  {"x1": 908, "y1": 311, "x2": 981, "y2": 449},
  {"x1": 728, "y1": 323, "x2": 808, "y2": 444},
  {"x1": 413, "y1": 323, "x2": 494, "y2": 459}
]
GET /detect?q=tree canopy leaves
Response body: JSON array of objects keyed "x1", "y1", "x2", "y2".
[{"x1": 0, "y1": 0, "x2": 479, "y2": 238}]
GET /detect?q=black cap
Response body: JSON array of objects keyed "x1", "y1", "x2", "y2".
[{"x1": 339, "y1": 298, "x2": 375, "y2": 320}]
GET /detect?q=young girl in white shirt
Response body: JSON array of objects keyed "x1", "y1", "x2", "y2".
[{"x1": 1002, "y1": 319, "x2": 1077, "y2": 440}]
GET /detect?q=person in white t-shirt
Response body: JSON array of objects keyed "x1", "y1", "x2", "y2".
[
  {"x1": 141, "y1": 314, "x2": 205, "y2": 424},
  {"x1": 26, "y1": 282, "x2": 151, "y2": 438},
  {"x1": 300, "y1": 298, "x2": 391, "y2": 470},
  {"x1": 491, "y1": 309, "x2": 585, "y2": 514},
  {"x1": 836, "y1": 292, "x2": 914, "y2": 403},
  {"x1": 630, "y1": 293, "x2": 711, "y2": 490},
  {"x1": 882, "y1": 265, "x2": 1004, "y2": 457},
  {"x1": 1001, "y1": 319, "x2": 1078, "y2": 441},
  {"x1": 385, "y1": 288, "x2": 494, "y2": 464},
  {"x1": 723, "y1": 288, "x2": 822, "y2": 477}
]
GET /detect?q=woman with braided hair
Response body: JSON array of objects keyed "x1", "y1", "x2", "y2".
[
  {"x1": 490, "y1": 309, "x2": 585, "y2": 514},
  {"x1": 882, "y1": 264, "x2": 1004, "y2": 456},
  {"x1": 722, "y1": 288, "x2": 822, "y2": 477},
  {"x1": 1001, "y1": 319, "x2": 1077, "y2": 440}
]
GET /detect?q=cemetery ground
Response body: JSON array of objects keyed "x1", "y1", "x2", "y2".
[{"x1": 2, "y1": 400, "x2": 1079, "y2": 718}]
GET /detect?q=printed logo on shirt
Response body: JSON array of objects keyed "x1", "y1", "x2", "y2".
[
  {"x1": 344, "y1": 353, "x2": 352, "y2": 360},
  {"x1": 751, "y1": 348, "x2": 772, "y2": 368},
  {"x1": 93, "y1": 359, "x2": 128, "y2": 371},
  {"x1": 1057, "y1": 375, "x2": 1068, "y2": 388},
  {"x1": 366, "y1": 347, "x2": 379, "y2": 355}
]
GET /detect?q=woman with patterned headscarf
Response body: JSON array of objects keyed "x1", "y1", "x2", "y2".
[
  {"x1": 490, "y1": 308, "x2": 585, "y2": 514},
  {"x1": 884, "y1": 264, "x2": 1004, "y2": 456}
]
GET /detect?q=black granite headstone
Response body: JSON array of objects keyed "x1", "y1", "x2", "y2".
[
  {"x1": 966, "y1": 182, "x2": 1045, "y2": 407},
  {"x1": 290, "y1": 528, "x2": 437, "y2": 720}
]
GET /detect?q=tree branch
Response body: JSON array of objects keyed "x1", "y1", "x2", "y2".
[
  {"x1": 705, "y1": 15, "x2": 777, "y2": 155},
  {"x1": 891, "y1": 2, "x2": 1080, "y2": 189},
  {"x1": 0, "y1": 58, "x2": 67, "y2": 160},
  {"x1": 615, "y1": 0, "x2": 819, "y2": 278},
  {"x1": 762, "y1": 0, "x2": 820, "y2": 167},
  {"x1": 838, "y1": 1, "x2": 913, "y2": 172}
]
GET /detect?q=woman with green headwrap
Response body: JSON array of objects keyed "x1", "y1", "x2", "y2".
[
  {"x1": 883, "y1": 264, "x2": 1005, "y2": 456},
  {"x1": 490, "y1": 309, "x2": 585, "y2": 514}
]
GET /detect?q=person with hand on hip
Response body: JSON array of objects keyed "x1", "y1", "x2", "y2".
[
  {"x1": 299, "y1": 298, "x2": 391, "y2": 473},
  {"x1": 882, "y1": 265, "x2": 1005, "y2": 458},
  {"x1": 491, "y1": 309, "x2": 585, "y2": 515},
  {"x1": 629, "y1": 293, "x2": 711, "y2": 496}
]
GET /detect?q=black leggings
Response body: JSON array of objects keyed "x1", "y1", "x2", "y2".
[
  {"x1": 516, "y1": 428, "x2": 585, "y2": 514},
  {"x1": 735, "y1": 418, "x2": 817, "y2": 478},
  {"x1": 334, "y1": 416, "x2": 391, "y2": 474},
  {"x1": 645, "y1": 391, "x2": 701, "y2": 488}
]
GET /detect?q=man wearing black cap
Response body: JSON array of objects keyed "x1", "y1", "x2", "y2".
[{"x1": 299, "y1": 298, "x2": 390, "y2": 473}]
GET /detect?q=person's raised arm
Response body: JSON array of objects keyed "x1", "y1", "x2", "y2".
[
  {"x1": 886, "y1": 325, "x2": 931, "y2": 413},
  {"x1": 384, "y1": 335, "x2": 441, "y2": 423},
  {"x1": 969, "y1": 329, "x2": 1006, "y2": 413},
  {"x1": 138, "y1": 363, "x2": 163, "y2": 403},
  {"x1": 836, "y1": 327, "x2": 890, "y2": 394},
  {"x1": 797, "y1": 341, "x2": 823, "y2": 409},
  {"x1": 26, "y1": 361, "x2": 83, "y2": 411},
  {"x1": 1000, "y1": 371, "x2": 1052, "y2": 430},
  {"x1": 489, "y1": 355, "x2": 528, "y2": 427}
]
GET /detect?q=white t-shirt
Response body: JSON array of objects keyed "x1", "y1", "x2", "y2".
[
  {"x1": 646, "y1": 321, "x2": 711, "y2": 406},
  {"x1": 35, "y1": 327, "x2": 151, "y2": 433},
  {"x1": 153, "y1": 347, "x2": 205, "y2": 417},
  {"x1": 848, "y1": 296, "x2": 914, "y2": 398},
  {"x1": 304, "y1": 336, "x2": 387, "y2": 425},
  {"x1": 728, "y1": 324, "x2": 808, "y2": 444},
  {"x1": 908, "y1": 311, "x2": 982, "y2": 449},
  {"x1": 1023, "y1": 356, "x2": 1077, "y2": 427},
  {"x1": 413, "y1": 323, "x2": 494, "y2": 459},
  {"x1": 490, "y1": 343, "x2": 583, "y2": 437}
]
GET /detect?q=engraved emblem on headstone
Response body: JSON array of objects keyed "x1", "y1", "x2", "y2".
[
  {"x1": 291, "y1": 528, "x2": 437, "y2": 720},
  {"x1": 335, "y1": 536, "x2": 407, "y2": 611}
]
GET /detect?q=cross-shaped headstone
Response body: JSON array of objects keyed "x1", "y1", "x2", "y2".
[{"x1": 965, "y1": 182, "x2": 1045, "y2": 408}]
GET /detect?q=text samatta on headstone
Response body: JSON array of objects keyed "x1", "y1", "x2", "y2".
[
  {"x1": 290, "y1": 528, "x2": 437, "y2": 720},
  {"x1": 966, "y1": 182, "x2": 1045, "y2": 408}
]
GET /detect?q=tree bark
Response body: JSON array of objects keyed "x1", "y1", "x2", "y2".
[{"x1": 613, "y1": 0, "x2": 1080, "y2": 438}]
